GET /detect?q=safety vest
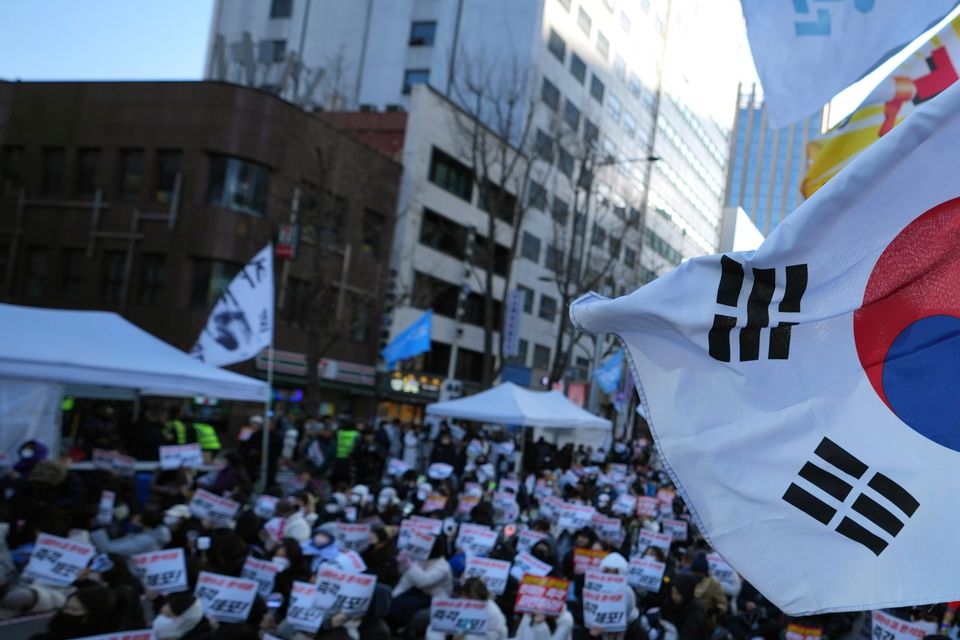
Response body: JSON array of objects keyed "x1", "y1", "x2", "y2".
[
  {"x1": 336, "y1": 430, "x2": 358, "y2": 459},
  {"x1": 193, "y1": 423, "x2": 221, "y2": 451},
  {"x1": 165, "y1": 419, "x2": 187, "y2": 445}
]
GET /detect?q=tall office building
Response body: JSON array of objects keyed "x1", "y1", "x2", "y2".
[{"x1": 724, "y1": 83, "x2": 824, "y2": 235}]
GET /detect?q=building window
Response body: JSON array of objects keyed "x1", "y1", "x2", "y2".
[
  {"x1": 620, "y1": 10, "x2": 631, "y2": 33},
  {"x1": 60, "y1": 248, "x2": 84, "y2": 300},
  {"x1": 402, "y1": 69, "x2": 430, "y2": 94},
  {"x1": 607, "y1": 93, "x2": 621, "y2": 122},
  {"x1": 206, "y1": 154, "x2": 269, "y2": 216},
  {"x1": 281, "y1": 278, "x2": 310, "y2": 326},
  {"x1": 562, "y1": 99, "x2": 581, "y2": 131},
  {"x1": 520, "y1": 231, "x2": 541, "y2": 262},
  {"x1": 623, "y1": 112, "x2": 637, "y2": 137},
  {"x1": 118, "y1": 149, "x2": 143, "y2": 200},
  {"x1": 138, "y1": 253, "x2": 165, "y2": 305},
  {"x1": 644, "y1": 228, "x2": 682, "y2": 265},
  {"x1": 508, "y1": 338, "x2": 529, "y2": 366},
  {"x1": 628, "y1": 72, "x2": 642, "y2": 98},
  {"x1": 155, "y1": 150, "x2": 181, "y2": 203},
  {"x1": 570, "y1": 52, "x2": 586, "y2": 84},
  {"x1": 547, "y1": 28, "x2": 566, "y2": 62},
  {"x1": 546, "y1": 244, "x2": 563, "y2": 272},
  {"x1": 24, "y1": 247, "x2": 48, "y2": 299},
  {"x1": 613, "y1": 54, "x2": 626, "y2": 80},
  {"x1": 533, "y1": 344, "x2": 552, "y2": 369},
  {"x1": 455, "y1": 347, "x2": 486, "y2": 383},
  {"x1": 541, "y1": 78, "x2": 560, "y2": 111},
  {"x1": 350, "y1": 304, "x2": 370, "y2": 342},
  {"x1": 409, "y1": 21, "x2": 437, "y2": 46},
  {"x1": 74, "y1": 148, "x2": 100, "y2": 196},
  {"x1": 592, "y1": 225, "x2": 607, "y2": 247},
  {"x1": 517, "y1": 285, "x2": 534, "y2": 313},
  {"x1": 557, "y1": 145, "x2": 574, "y2": 178},
  {"x1": 539, "y1": 294, "x2": 558, "y2": 322},
  {"x1": 596, "y1": 32, "x2": 609, "y2": 60},
  {"x1": 584, "y1": 119, "x2": 600, "y2": 146},
  {"x1": 535, "y1": 129, "x2": 554, "y2": 162},
  {"x1": 590, "y1": 75, "x2": 605, "y2": 103},
  {"x1": 362, "y1": 208, "x2": 386, "y2": 257},
  {"x1": 478, "y1": 179, "x2": 518, "y2": 224},
  {"x1": 41, "y1": 148, "x2": 65, "y2": 195},
  {"x1": 0, "y1": 146, "x2": 24, "y2": 192},
  {"x1": 428, "y1": 147, "x2": 473, "y2": 201},
  {"x1": 420, "y1": 208, "x2": 467, "y2": 259},
  {"x1": 258, "y1": 39, "x2": 287, "y2": 63},
  {"x1": 191, "y1": 258, "x2": 241, "y2": 311},
  {"x1": 270, "y1": 0, "x2": 293, "y2": 18},
  {"x1": 556, "y1": 0, "x2": 571, "y2": 10},
  {"x1": 609, "y1": 236, "x2": 621, "y2": 259},
  {"x1": 624, "y1": 246, "x2": 636, "y2": 267},
  {"x1": 577, "y1": 7, "x2": 592, "y2": 35},
  {"x1": 574, "y1": 356, "x2": 590, "y2": 379},
  {"x1": 100, "y1": 250, "x2": 126, "y2": 304},
  {"x1": 551, "y1": 196, "x2": 569, "y2": 225},
  {"x1": 527, "y1": 181, "x2": 547, "y2": 210}
]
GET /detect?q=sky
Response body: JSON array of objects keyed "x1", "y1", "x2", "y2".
[{"x1": 0, "y1": 0, "x2": 214, "y2": 81}]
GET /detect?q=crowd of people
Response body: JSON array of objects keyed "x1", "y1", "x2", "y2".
[{"x1": 0, "y1": 411, "x2": 954, "y2": 639}]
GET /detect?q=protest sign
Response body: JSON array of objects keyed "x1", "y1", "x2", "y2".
[
  {"x1": 457, "y1": 495, "x2": 480, "y2": 515},
  {"x1": 510, "y1": 551, "x2": 552, "y2": 581},
  {"x1": 408, "y1": 516, "x2": 443, "y2": 535},
  {"x1": 286, "y1": 581, "x2": 324, "y2": 633},
  {"x1": 71, "y1": 631, "x2": 153, "y2": 640},
  {"x1": 130, "y1": 548, "x2": 188, "y2": 594},
  {"x1": 706, "y1": 552, "x2": 741, "y2": 595},
  {"x1": 159, "y1": 443, "x2": 204, "y2": 469},
  {"x1": 514, "y1": 575, "x2": 570, "y2": 617},
  {"x1": 241, "y1": 556, "x2": 283, "y2": 598},
  {"x1": 336, "y1": 522, "x2": 371, "y2": 553},
  {"x1": 334, "y1": 550, "x2": 367, "y2": 574},
  {"x1": 91, "y1": 448, "x2": 135, "y2": 476},
  {"x1": 516, "y1": 529, "x2": 547, "y2": 553},
  {"x1": 189, "y1": 489, "x2": 240, "y2": 527},
  {"x1": 583, "y1": 590, "x2": 628, "y2": 632},
  {"x1": 786, "y1": 623, "x2": 825, "y2": 640},
  {"x1": 23, "y1": 533, "x2": 95, "y2": 586},
  {"x1": 612, "y1": 494, "x2": 636, "y2": 516},
  {"x1": 557, "y1": 503, "x2": 595, "y2": 532},
  {"x1": 539, "y1": 496, "x2": 563, "y2": 521},
  {"x1": 628, "y1": 558, "x2": 666, "y2": 592},
  {"x1": 421, "y1": 494, "x2": 448, "y2": 513},
  {"x1": 313, "y1": 568, "x2": 377, "y2": 617},
  {"x1": 637, "y1": 530, "x2": 672, "y2": 554},
  {"x1": 457, "y1": 523, "x2": 497, "y2": 557},
  {"x1": 636, "y1": 496, "x2": 658, "y2": 518},
  {"x1": 430, "y1": 598, "x2": 489, "y2": 636},
  {"x1": 464, "y1": 556, "x2": 510, "y2": 595},
  {"x1": 661, "y1": 518, "x2": 689, "y2": 541},
  {"x1": 871, "y1": 610, "x2": 937, "y2": 640},
  {"x1": 591, "y1": 514, "x2": 623, "y2": 545},
  {"x1": 584, "y1": 571, "x2": 627, "y2": 595},
  {"x1": 656, "y1": 488, "x2": 675, "y2": 513},
  {"x1": 253, "y1": 495, "x2": 278, "y2": 519},
  {"x1": 194, "y1": 571, "x2": 258, "y2": 623},
  {"x1": 398, "y1": 520, "x2": 436, "y2": 561},
  {"x1": 97, "y1": 490, "x2": 115, "y2": 526},
  {"x1": 492, "y1": 492, "x2": 519, "y2": 523},
  {"x1": 499, "y1": 479, "x2": 519, "y2": 494},
  {"x1": 573, "y1": 548, "x2": 608, "y2": 575},
  {"x1": 387, "y1": 458, "x2": 410, "y2": 476}
]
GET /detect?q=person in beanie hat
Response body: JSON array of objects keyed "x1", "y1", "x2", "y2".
[{"x1": 690, "y1": 550, "x2": 728, "y2": 621}]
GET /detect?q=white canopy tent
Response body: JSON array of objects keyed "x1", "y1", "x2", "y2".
[
  {"x1": 425, "y1": 381, "x2": 611, "y2": 430},
  {"x1": 0, "y1": 303, "x2": 268, "y2": 401}
]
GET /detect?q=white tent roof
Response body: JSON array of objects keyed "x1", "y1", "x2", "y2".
[
  {"x1": 0, "y1": 304, "x2": 268, "y2": 402},
  {"x1": 426, "y1": 381, "x2": 611, "y2": 429}
]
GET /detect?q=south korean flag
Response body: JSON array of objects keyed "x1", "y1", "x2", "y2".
[{"x1": 570, "y1": 81, "x2": 960, "y2": 614}]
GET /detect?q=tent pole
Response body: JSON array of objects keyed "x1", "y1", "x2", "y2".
[{"x1": 259, "y1": 344, "x2": 274, "y2": 493}]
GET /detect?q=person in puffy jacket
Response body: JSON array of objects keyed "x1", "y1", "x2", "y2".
[{"x1": 89, "y1": 508, "x2": 170, "y2": 557}]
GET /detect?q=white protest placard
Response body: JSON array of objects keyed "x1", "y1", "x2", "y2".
[
  {"x1": 457, "y1": 495, "x2": 480, "y2": 515},
  {"x1": 313, "y1": 568, "x2": 377, "y2": 617},
  {"x1": 408, "y1": 516, "x2": 443, "y2": 535},
  {"x1": 628, "y1": 558, "x2": 666, "y2": 592},
  {"x1": 637, "y1": 529, "x2": 672, "y2": 554},
  {"x1": 612, "y1": 494, "x2": 636, "y2": 516},
  {"x1": 661, "y1": 518, "x2": 689, "y2": 541},
  {"x1": 421, "y1": 494, "x2": 448, "y2": 513},
  {"x1": 557, "y1": 503, "x2": 595, "y2": 532},
  {"x1": 194, "y1": 571, "x2": 258, "y2": 623},
  {"x1": 871, "y1": 610, "x2": 937, "y2": 640},
  {"x1": 254, "y1": 495, "x2": 278, "y2": 519},
  {"x1": 492, "y1": 492, "x2": 520, "y2": 523},
  {"x1": 189, "y1": 489, "x2": 240, "y2": 527},
  {"x1": 91, "y1": 449, "x2": 135, "y2": 476},
  {"x1": 499, "y1": 479, "x2": 519, "y2": 494},
  {"x1": 636, "y1": 496, "x2": 658, "y2": 518},
  {"x1": 510, "y1": 551, "x2": 552, "y2": 581},
  {"x1": 706, "y1": 552, "x2": 741, "y2": 596},
  {"x1": 23, "y1": 533, "x2": 95, "y2": 586},
  {"x1": 306, "y1": 440, "x2": 326, "y2": 468},
  {"x1": 130, "y1": 548, "x2": 188, "y2": 594},
  {"x1": 656, "y1": 489, "x2": 675, "y2": 513},
  {"x1": 241, "y1": 556, "x2": 283, "y2": 598},
  {"x1": 583, "y1": 589, "x2": 628, "y2": 633},
  {"x1": 160, "y1": 443, "x2": 204, "y2": 470},
  {"x1": 584, "y1": 571, "x2": 627, "y2": 595},
  {"x1": 332, "y1": 550, "x2": 367, "y2": 574},
  {"x1": 457, "y1": 524, "x2": 497, "y2": 557},
  {"x1": 534, "y1": 481, "x2": 553, "y2": 501},
  {"x1": 286, "y1": 581, "x2": 324, "y2": 633},
  {"x1": 430, "y1": 598, "x2": 489, "y2": 636},
  {"x1": 464, "y1": 556, "x2": 510, "y2": 595},
  {"x1": 516, "y1": 529, "x2": 546, "y2": 554},
  {"x1": 591, "y1": 514, "x2": 623, "y2": 545},
  {"x1": 387, "y1": 458, "x2": 410, "y2": 476},
  {"x1": 539, "y1": 496, "x2": 563, "y2": 521},
  {"x1": 397, "y1": 526, "x2": 435, "y2": 561},
  {"x1": 71, "y1": 631, "x2": 154, "y2": 640},
  {"x1": 609, "y1": 463, "x2": 627, "y2": 480},
  {"x1": 514, "y1": 575, "x2": 570, "y2": 617},
  {"x1": 336, "y1": 522, "x2": 371, "y2": 553},
  {"x1": 97, "y1": 490, "x2": 115, "y2": 526}
]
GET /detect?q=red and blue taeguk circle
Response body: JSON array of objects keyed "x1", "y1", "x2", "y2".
[{"x1": 854, "y1": 197, "x2": 960, "y2": 452}]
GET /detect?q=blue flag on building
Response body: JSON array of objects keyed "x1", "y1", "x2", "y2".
[
  {"x1": 382, "y1": 310, "x2": 432, "y2": 369},
  {"x1": 592, "y1": 349, "x2": 623, "y2": 395}
]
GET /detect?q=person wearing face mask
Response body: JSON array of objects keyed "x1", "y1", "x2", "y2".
[
  {"x1": 32, "y1": 582, "x2": 120, "y2": 640},
  {"x1": 151, "y1": 592, "x2": 210, "y2": 640},
  {"x1": 425, "y1": 577, "x2": 507, "y2": 640},
  {"x1": 362, "y1": 525, "x2": 400, "y2": 587}
]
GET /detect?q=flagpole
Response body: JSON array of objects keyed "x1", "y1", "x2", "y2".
[{"x1": 259, "y1": 343, "x2": 274, "y2": 494}]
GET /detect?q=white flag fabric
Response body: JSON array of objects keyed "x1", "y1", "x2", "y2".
[
  {"x1": 192, "y1": 244, "x2": 274, "y2": 367},
  {"x1": 570, "y1": 81, "x2": 960, "y2": 614},
  {"x1": 741, "y1": 0, "x2": 958, "y2": 128}
]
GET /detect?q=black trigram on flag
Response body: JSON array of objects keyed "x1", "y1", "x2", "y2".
[
  {"x1": 782, "y1": 438, "x2": 919, "y2": 555},
  {"x1": 709, "y1": 256, "x2": 808, "y2": 362}
]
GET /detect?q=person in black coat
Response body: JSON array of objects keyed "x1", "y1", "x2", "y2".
[
  {"x1": 662, "y1": 572, "x2": 710, "y2": 640},
  {"x1": 362, "y1": 526, "x2": 401, "y2": 587}
]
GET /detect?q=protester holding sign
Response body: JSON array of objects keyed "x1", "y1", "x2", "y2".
[
  {"x1": 387, "y1": 533, "x2": 452, "y2": 631},
  {"x1": 427, "y1": 577, "x2": 507, "y2": 640}
]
